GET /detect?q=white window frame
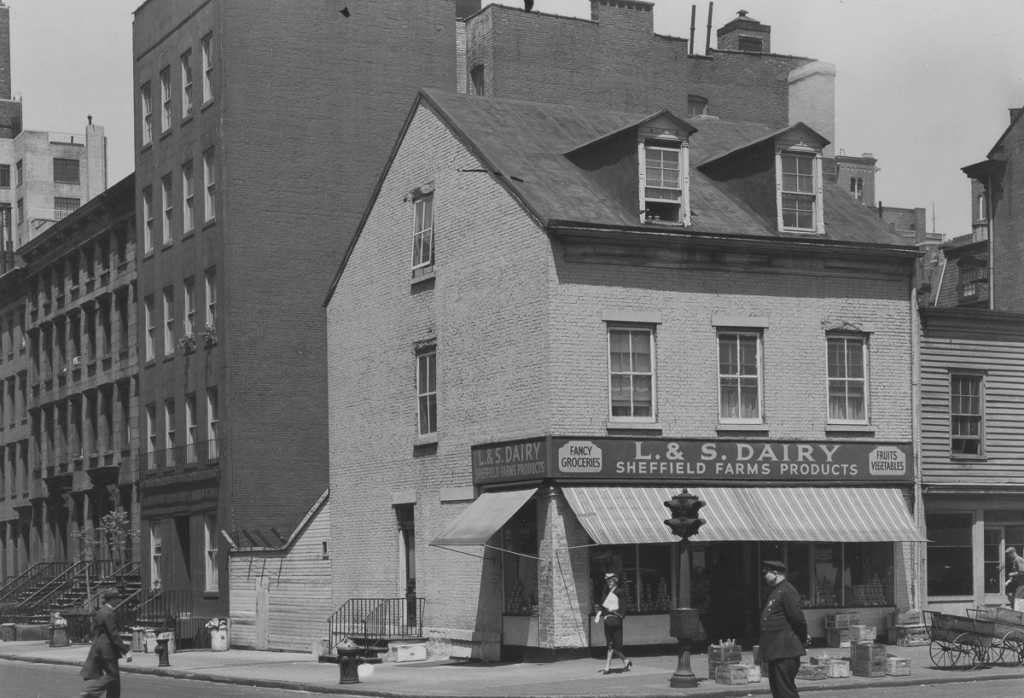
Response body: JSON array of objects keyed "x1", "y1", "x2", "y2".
[
  {"x1": 182, "y1": 160, "x2": 194, "y2": 233},
  {"x1": 206, "y1": 387, "x2": 219, "y2": 459},
  {"x1": 142, "y1": 187, "x2": 154, "y2": 253},
  {"x1": 411, "y1": 193, "x2": 434, "y2": 269},
  {"x1": 145, "y1": 403, "x2": 156, "y2": 466},
  {"x1": 180, "y1": 50, "x2": 193, "y2": 118},
  {"x1": 607, "y1": 326, "x2": 656, "y2": 422},
  {"x1": 201, "y1": 33, "x2": 214, "y2": 103},
  {"x1": 164, "y1": 398, "x2": 175, "y2": 451},
  {"x1": 183, "y1": 278, "x2": 195, "y2": 336},
  {"x1": 717, "y1": 330, "x2": 763, "y2": 423},
  {"x1": 204, "y1": 514, "x2": 219, "y2": 592},
  {"x1": 140, "y1": 82, "x2": 153, "y2": 145},
  {"x1": 638, "y1": 136, "x2": 690, "y2": 225},
  {"x1": 950, "y1": 372, "x2": 984, "y2": 456},
  {"x1": 161, "y1": 175, "x2": 173, "y2": 244},
  {"x1": 203, "y1": 148, "x2": 216, "y2": 222},
  {"x1": 826, "y1": 333, "x2": 869, "y2": 424},
  {"x1": 162, "y1": 287, "x2": 174, "y2": 354},
  {"x1": 150, "y1": 523, "x2": 162, "y2": 590},
  {"x1": 159, "y1": 66, "x2": 172, "y2": 133},
  {"x1": 143, "y1": 296, "x2": 155, "y2": 361},
  {"x1": 776, "y1": 146, "x2": 824, "y2": 233},
  {"x1": 416, "y1": 346, "x2": 437, "y2": 436},
  {"x1": 204, "y1": 268, "x2": 217, "y2": 328},
  {"x1": 185, "y1": 393, "x2": 197, "y2": 462}
]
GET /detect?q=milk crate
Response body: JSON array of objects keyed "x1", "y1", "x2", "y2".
[
  {"x1": 886, "y1": 655, "x2": 911, "y2": 676},
  {"x1": 707, "y1": 644, "x2": 743, "y2": 680},
  {"x1": 826, "y1": 627, "x2": 851, "y2": 648},
  {"x1": 715, "y1": 664, "x2": 748, "y2": 685},
  {"x1": 850, "y1": 624, "x2": 877, "y2": 643},
  {"x1": 825, "y1": 612, "x2": 859, "y2": 629},
  {"x1": 851, "y1": 643, "x2": 887, "y2": 678}
]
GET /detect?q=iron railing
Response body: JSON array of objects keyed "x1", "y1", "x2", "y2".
[
  {"x1": 327, "y1": 597, "x2": 425, "y2": 650},
  {"x1": 112, "y1": 588, "x2": 212, "y2": 647},
  {"x1": 0, "y1": 562, "x2": 70, "y2": 605},
  {"x1": 16, "y1": 560, "x2": 117, "y2": 614},
  {"x1": 140, "y1": 439, "x2": 219, "y2": 472}
]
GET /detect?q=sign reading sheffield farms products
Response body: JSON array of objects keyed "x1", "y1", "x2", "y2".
[{"x1": 471, "y1": 437, "x2": 912, "y2": 485}]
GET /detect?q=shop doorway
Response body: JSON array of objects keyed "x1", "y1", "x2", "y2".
[
  {"x1": 694, "y1": 542, "x2": 761, "y2": 647},
  {"x1": 396, "y1": 504, "x2": 416, "y2": 625}
]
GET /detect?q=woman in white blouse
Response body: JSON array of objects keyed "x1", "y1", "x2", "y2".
[{"x1": 595, "y1": 572, "x2": 632, "y2": 674}]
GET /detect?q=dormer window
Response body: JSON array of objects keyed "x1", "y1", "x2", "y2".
[
  {"x1": 640, "y1": 137, "x2": 690, "y2": 225},
  {"x1": 776, "y1": 145, "x2": 824, "y2": 233}
]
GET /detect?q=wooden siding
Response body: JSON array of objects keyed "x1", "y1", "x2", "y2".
[
  {"x1": 920, "y1": 332, "x2": 1024, "y2": 485},
  {"x1": 229, "y1": 499, "x2": 332, "y2": 651}
]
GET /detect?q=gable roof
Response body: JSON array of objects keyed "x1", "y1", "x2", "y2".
[{"x1": 325, "y1": 90, "x2": 913, "y2": 304}]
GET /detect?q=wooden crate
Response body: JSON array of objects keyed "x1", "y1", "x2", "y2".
[
  {"x1": 825, "y1": 612, "x2": 860, "y2": 629},
  {"x1": 890, "y1": 624, "x2": 929, "y2": 647},
  {"x1": 707, "y1": 645, "x2": 743, "y2": 679},
  {"x1": 850, "y1": 624, "x2": 877, "y2": 643},
  {"x1": 826, "y1": 627, "x2": 851, "y2": 648},
  {"x1": 825, "y1": 659, "x2": 850, "y2": 678},
  {"x1": 885, "y1": 655, "x2": 911, "y2": 676},
  {"x1": 851, "y1": 643, "x2": 887, "y2": 678},
  {"x1": 715, "y1": 664, "x2": 748, "y2": 685}
]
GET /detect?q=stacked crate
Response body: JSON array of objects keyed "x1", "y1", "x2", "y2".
[
  {"x1": 850, "y1": 642, "x2": 887, "y2": 677},
  {"x1": 825, "y1": 612, "x2": 859, "y2": 648},
  {"x1": 885, "y1": 655, "x2": 911, "y2": 676},
  {"x1": 707, "y1": 642, "x2": 743, "y2": 680},
  {"x1": 888, "y1": 609, "x2": 928, "y2": 647}
]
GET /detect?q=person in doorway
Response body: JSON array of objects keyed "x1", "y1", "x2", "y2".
[
  {"x1": 80, "y1": 587, "x2": 132, "y2": 698},
  {"x1": 1006, "y1": 547, "x2": 1024, "y2": 607},
  {"x1": 594, "y1": 572, "x2": 632, "y2": 674},
  {"x1": 759, "y1": 560, "x2": 807, "y2": 698}
]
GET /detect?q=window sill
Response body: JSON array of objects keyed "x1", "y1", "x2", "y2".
[
  {"x1": 950, "y1": 454, "x2": 987, "y2": 463},
  {"x1": 144, "y1": 359, "x2": 157, "y2": 368},
  {"x1": 202, "y1": 591, "x2": 220, "y2": 600},
  {"x1": 202, "y1": 218, "x2": 216, "y2": 230},
  {"x1": 779, "y1": 226, "x2": 821, "y2": 235},
  {"x1": 160, "y1": 128, "x2": 173, "y2": 141},
  {"x1": 201, "y1": 99, "x2": 215, "y2": 113},
  {"x1": 182, "y1": 229, "x2": 195, "y2": 241},
  {"x1": 140, "y1": 141, "x2": 152, "y2": 153},
  {"x1": 411, "y1": 266, "x2": 435, "y2": 284},
  {"x1": 825, "y1": 424, "x2": 875, "y2": 436},
  {"x1": 606, "y1": 421, "x2": 662, "y2": 434},
  {"x1": 716, "y1": 423, "x2": 769, "y2": 436},
  {"x1": 182, "y1": 113, "x2": 194, "y2": 126},
  {"x1": 143, "y1": 250, "x2": 155, "y2": 260},
  {"x1": 161, "y1": 241, "x2": 174, "y2": 251},
  {"x1": 163, "y1": 354, "x2": 175, "y2": 363},
  {"x1": 414, "y1": 434, "x2": 438, "y2": 447}
]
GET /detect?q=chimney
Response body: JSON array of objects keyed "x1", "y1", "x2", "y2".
[
  {"x1": 590, "y1": 0, "x2": 655, "y2": 35},
  {"x1": 0, "y1": 3, "x2": 10, "y2": 100},
  {"x1": 716, "y1": 9, "x2": 770, "y2": 53},
  {"x1": 1010, "y1": 107, "x2": 1023, "y2": 124}
]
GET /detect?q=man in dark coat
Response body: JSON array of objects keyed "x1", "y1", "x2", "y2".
[
  {"x1": 759, "y1": 560, "x2": 807, "y2": 698},
  {"x1": 80, "y1": 587, "x2": 132, "y2": 698}
]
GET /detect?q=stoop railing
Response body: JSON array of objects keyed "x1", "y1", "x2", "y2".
[{"x1": 327, "y1": 597, "x2": 425, "y2": 650}]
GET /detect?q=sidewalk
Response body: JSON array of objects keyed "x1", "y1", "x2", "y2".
[{"x1": 3, "y1": 639, "x2": 1024, "y2": 697}]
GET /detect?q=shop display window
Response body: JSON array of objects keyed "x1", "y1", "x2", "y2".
[
  {"x1": 591, "y1": 544, "x2": 673, "y2": 613},
  {"x1": 983, "y1": 525, "x2": 1024, "y2": 595},
  {"x1": 927, "y1": 513, "x2": 973, "y2": 596},
  {"x1": 501, "y1": 499, "x2": 538, "y2": 615},
  {"x1": 758, "y1": 541, "x2": 893, "y2": 608}
]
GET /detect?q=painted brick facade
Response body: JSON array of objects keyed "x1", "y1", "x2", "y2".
[{"x1": 327, "y1": 97, "x2": 919, "y2": 658}]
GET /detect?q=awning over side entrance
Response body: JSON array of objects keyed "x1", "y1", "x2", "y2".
[
  {"x1": 562, "y1": 486, "x2": 926, "y2": 545},
  {"x1": 430, "y1": 488, "x2": 537, "y2": 547}
]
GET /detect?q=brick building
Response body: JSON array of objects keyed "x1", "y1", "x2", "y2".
[
  {"x1": 916, "y1": 106, "x2": 1024, "y2": 613},
  {"x1": 325, "y1": 90, "x2": 923, "y2": 660},
  {"x1": 128, "y1": 0, "x2": 846, "y2": 626},
  {"x1": 0, "y1": 175, "x2": 137, "y2": 582}
]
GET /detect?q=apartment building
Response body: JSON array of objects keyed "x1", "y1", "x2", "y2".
[{"x1": 0, "y1": 175, "x2": 136, "y2": 579}]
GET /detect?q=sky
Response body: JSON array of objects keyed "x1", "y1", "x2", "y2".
[{"x1": 10, "y1": 0, "x2": 1024, "y2": 239}]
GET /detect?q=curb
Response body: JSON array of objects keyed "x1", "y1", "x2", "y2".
[{"x1": 3, "y1": 650, "x2": 1024, "y2": 697}]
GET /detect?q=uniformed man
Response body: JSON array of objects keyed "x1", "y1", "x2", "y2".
[{"x1": 759, "y1": 560, "x2": 807, "y2": 698}]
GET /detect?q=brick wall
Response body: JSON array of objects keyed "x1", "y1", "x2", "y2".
[
  {"x1": 991, "y1": 118, "x2": 1024, "y2": 311},
  {"x1": 468, "y1": 5, "x2": 811, "y2": 128}
]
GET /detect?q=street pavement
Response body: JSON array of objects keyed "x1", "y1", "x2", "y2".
[{"x1": 2, "y1": 638, "x2": 1024, "y2": 697}]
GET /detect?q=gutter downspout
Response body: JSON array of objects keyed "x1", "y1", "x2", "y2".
[
  {"x1": 987, "y1": 178, "x2": 995, "y2": 310},
  {"x1": 910, "y1": 285, "x2": 925, "y2": 610}
]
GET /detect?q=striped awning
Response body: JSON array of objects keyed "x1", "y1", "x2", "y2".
[
  {"x1": 562, "y1": 486, "x2": 926, "y2": 545},
  {"x1": 430, "y1": 488, "x2": 537, "y2": 547}
]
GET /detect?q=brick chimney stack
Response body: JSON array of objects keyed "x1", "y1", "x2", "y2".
[{"x1": 716, "y1": 9, "x2": 770, "y2": 53}]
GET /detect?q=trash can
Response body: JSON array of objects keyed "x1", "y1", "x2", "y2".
[
  {"x1": 131, "y1": 627, "x2": 147, "y2": 653},
  {"x1": 337, "y1": 647, "x2": 363, "y2": 684},
  {"x1": 49, "y1": 626, "x2": 70, "y2": 647},
  {"x1": 144, "y1": 629, "x2": 157, "y2": 653},
  {"x1": 210, "y1": 626, "x2": 228, "y2": 651}
]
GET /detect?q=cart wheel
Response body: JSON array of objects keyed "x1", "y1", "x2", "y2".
[
  {"x1": 1005, "y1": 635, "x2": 1024, "y2": 665},
  {"x1": 930, "y1": 639, "x2": 965, "y2": 668}
]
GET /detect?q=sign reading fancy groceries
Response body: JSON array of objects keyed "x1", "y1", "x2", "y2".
[{"x1": 471, "y1": 437, "x2": 912, "y2": 485}]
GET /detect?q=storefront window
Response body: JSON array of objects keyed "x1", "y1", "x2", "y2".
[
  {"x1": 927, "y1": 513, "x2": 973, "y2": 596},
  {"x1": 591, "y1": 544, "x2": 672, "y2": 613},
  {"x1": 758, "y1": 542, "x2": 892, "y2": 608},
  {"x1": 501, "y1": 499, "x2": 538, "y2": 615},
  {"x1": 984, "y1": 525, "x2": 1024, "y2": 595}
]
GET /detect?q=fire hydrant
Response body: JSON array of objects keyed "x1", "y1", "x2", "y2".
[{"x1": 155, "y1": 634, "x2": 171, "y2": 667}]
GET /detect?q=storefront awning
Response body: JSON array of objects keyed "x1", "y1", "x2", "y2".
[
  {"x1": 430, "y1": 488, "x2": 537, "y2": 547},
  {"x1": 562, "y1": 486, "x2": 926, "y2": 545}
]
